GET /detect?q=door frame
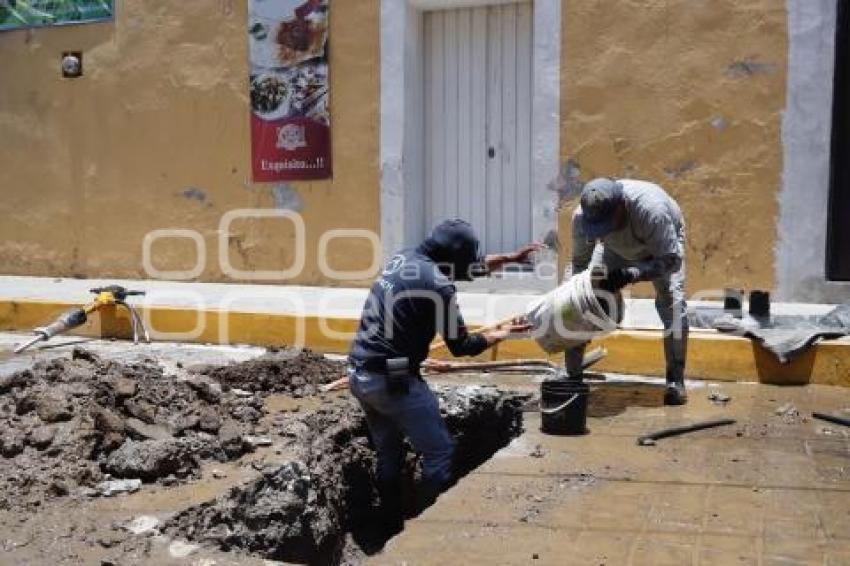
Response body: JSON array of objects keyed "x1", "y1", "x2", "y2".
[
  {"x1": 379, "y1": 0, "x2": 560, "y2": 262},
  {"x1": 827, "y1": 0, "x2": 850, "y2": 280},
  {"x1": 776, "y1": 0, "x2": 850, "y2": 301}
]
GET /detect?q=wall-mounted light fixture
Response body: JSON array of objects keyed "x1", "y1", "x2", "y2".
[{"x1": 61, "y1": 51, "x2": 83, "y2": 78}]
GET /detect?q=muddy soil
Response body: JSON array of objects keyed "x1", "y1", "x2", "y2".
[
  {"x1": 165, "y1": 385, "x2": 528, "y2": 565},
  {"x1": 0, "y1": 347, "x2": 274, "y2": 510},
  {"x1": 197, "y1": 348, "x2": 345, "y2": 397},
  {"x1": 0, "y1": 346, "x2": 527, "y2": 565}
]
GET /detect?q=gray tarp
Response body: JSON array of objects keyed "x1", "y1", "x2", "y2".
[{"x1": 711, "y1": 303, "x2": 850, "y2": 363}]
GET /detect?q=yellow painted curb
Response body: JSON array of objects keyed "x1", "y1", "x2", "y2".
[{"x1": 1, "y1": 299, "x2": 848, "y2": 387}]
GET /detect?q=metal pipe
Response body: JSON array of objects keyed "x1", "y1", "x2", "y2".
[
  {"x1": 637, "y1": 418, "x2": 737, "y2": 446},
  {"x1": 13, "y1": 334, "x2": 46, "y2": 354},
  {"x1": 812, "y1": 412, "x2": 850, "y2": 428}
]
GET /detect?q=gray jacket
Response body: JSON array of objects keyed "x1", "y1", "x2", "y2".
[{"x1": 571, "y1": 179, "x2": 685, "y2": 280}]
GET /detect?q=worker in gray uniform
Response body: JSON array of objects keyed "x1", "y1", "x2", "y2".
[{"x1": 568, "y1": 178, "x2": 689, "y2": 405}]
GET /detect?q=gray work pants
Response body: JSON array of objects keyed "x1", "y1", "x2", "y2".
[{"x1": 567, "y1": 247, "x2": 688, "y2": 382}]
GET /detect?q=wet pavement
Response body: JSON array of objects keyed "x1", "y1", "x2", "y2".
[
  {"x1": 376, "y1": 374, "x2": 850, "y2": 565},
  {"x1": 0, "y1": 333, "x2": 848, "y2": 564}
]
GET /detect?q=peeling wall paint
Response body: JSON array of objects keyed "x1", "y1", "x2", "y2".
[
  {"x1": 271, "y1": 184, "x2": 304, "y2": 212},
  {"x1": 558, "y1": 0, "x2": 788, "y2": 297},
  {"x1": 776, "y1": 0, "x2": 850, "y2": 303},
  {"x1": 179, "y1": 187, "x2": 208, "y2": 203},
  {"x1": 0, "y1": 1, "x2": 380, "y2": 286},
  {"x1": 0, "y1": 0, "x2": 842, "y2": 301}
]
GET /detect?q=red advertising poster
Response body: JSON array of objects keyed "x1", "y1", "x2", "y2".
[{"x1": 249, "y1": 0, "x2": 331, "y2": 181}]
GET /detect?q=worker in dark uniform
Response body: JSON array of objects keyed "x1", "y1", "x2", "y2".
[{"x1": 348, "y1": 219, "x2": 536, "y2": 532}]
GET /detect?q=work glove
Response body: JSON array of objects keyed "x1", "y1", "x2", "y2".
[{"x1": 599, "y1": 267, "x2": 639, "y2": 293}]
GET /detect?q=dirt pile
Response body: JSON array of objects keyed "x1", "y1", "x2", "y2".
[
  {"x1": 165, "y1": 385, "x2": 528, "y2": 565},
  {"x1": 0, "y1": 348, "x2": 268, "y2": 509},
  {"x1": 198, "y1": 349, "x2": 345, "y2": 397}
]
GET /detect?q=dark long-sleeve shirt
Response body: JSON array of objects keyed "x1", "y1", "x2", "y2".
[{"x1": 349, "y1": 249, "x2": 488, "y2": 367}]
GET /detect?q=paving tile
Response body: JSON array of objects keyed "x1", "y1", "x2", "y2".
[
  {"x1": 372, "y1": 522, "x2": 575, "y2": 566},
  {"x1": 566, "y1": 530, "x2": 634, "y2": 565},
  {"x1": 372, "y1": 382, "x2": 850, "y2": 565},
  {"x1": 417, "y1": 473, "x2": 579, "y2": 526},
  {"x1": 816, "y1": 490, "x2": 850, "y2": 540},
  {"x1": 703, "y1": 485, "x2": 767, "y2": 536},
  {"x1": 697, "y1": 533, "x2": 761, "y2": 565},
  {"x1": 626, "y1": 532, "x2": 698, "y2": 565},
  {"x1": 644, "y1": 483, "x2": 709, "y2": 533}
]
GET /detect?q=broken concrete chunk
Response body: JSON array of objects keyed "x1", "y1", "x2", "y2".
[
  {"x1": 97, "y1": 478, "x2": 142, "y2": 497},
  {"x1": 101, "y1": 432, "x2": 126, "y2": 453},
  {"x1": 198, "y1": 407, "x2": 222, "y2": 434},
  {"x1": 0, "y1": 433, "x2": 24, "y2": 458},
  {"x1": 218, "y1": 420, "x2": 245, "y2": 458},
  {"x1": 27, "y1": 425, "x2": 56, "y2": 450},
  {"x1": 243, "y1": 435, "x2": 273, "y2": 448},
  {"x1": 185, "y1": 377, "x2": 222, "y2": 404},
  {"x1": 14, "y1": 391, "x2": 37, "y2": 415},
  {"x1": 775, "y1": 403, "x2": 801, "y2": 423},
  {"x1": 48, "y1": 480, "x2": 69, "y2": 497},
  {"x1": 125, "y1": 515, "x2": 160, "y2": 535},
  {"x1": 775, "y1": 402, "x2": 797, "y2": 416},
  {"x1": 103, "y1": 439, "x2": 198, "y2": 481},
  {"x1": 109, "y1": 377, "x2": 138, "y2": 399},
  {"x1": 169, "y1": 414, "x2": 200, "y2": 435},
  {"x1": 123, "y1": 399, "x2": 156, "y2": 424},
  {"x1": 708, "y1": 391, "x2": 731, "y2": 404},
  {"x1": 92, "y1": 407, "x2": 126, "y2": 434},
  {"x1": 168, "y1": 540, "x2": 199, "y2": 558},
  {"x1": 125, "y1": 418, "x2": 173, "y2": 441},
  {"x1": 71, "y1": 347, "x2": 102, "y2": 364},
  {"x1": 36, "y1": 391, "x2": 73, "y2": 423},
  {"x1": 0, "y1": 370, "x2": 32, "y2": 394}
]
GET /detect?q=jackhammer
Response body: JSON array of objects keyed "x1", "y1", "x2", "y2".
[{"x1": 13, "y1": 285, "x2": 150, "y2": 354}]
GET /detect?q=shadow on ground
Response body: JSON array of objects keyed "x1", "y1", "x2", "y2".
[{"x1": 587, "y1": 381, "x2": 665, "y2": 418}]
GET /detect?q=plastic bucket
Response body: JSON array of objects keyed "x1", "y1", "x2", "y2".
[
  {"x1": 525, "y1": 270, "x2": 624, "y2": 354},
  {"x1": 540, "y1": 379, "x2": 589, "y2": 436}
]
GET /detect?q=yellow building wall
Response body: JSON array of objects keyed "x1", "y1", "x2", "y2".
[
  {"x1": 558, "y1": 0, "x2": 787, "y2": 297},
  {"x1": 0, "y1": 1, "x2": 789, "y2": 294},
  {"x1": 0, "y1": 0, "x2": 380, "y2": 286}
]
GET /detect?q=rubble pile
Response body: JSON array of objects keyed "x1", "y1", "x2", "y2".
[
  {"x1": 166, "y1": 386, "x2": 527, "y2": 564},
  {"x1": 0, "y1": 348, "x2": 269, "y2": 508},
  {"x1": 198, "y1": 349, "x2": 345, "y2": 397}
]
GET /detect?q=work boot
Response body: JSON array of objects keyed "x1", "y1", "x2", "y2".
[
  {"x1": 663, "y1": 324, "x2": 688, "y2": 406},
  {"x1": 664, "y1": 377, "x2": 688, "y2": 405},
  {"x1": 415, "y1": 478, "x2": 446, "y2": 513},
  {"x1": 377, "y1": 478, "x2": 404, "y2": 538}
]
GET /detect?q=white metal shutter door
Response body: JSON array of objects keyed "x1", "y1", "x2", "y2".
[{"x1": 424, "y1": 2, "x2": 533, "y2": 254}]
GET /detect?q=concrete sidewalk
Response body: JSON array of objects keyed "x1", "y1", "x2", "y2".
[
  {"x1": 0, "y1": 275, "x2": 848, "y2": 386},
  {"x1": 0, "y1": 275, "x2": 836, "y2": 328},
  {"x1": 375, "y1": 375, "x2": 850, "y2": 565}
]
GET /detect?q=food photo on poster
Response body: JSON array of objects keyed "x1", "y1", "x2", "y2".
[{"x1": 249, "y1": 0, "x2": 331, "y2": 181}]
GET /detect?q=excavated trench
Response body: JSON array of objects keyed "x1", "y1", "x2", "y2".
[
  {"x1": 164, "y1": 385, "x2": 528, "y2": 565},
  {"x1": 0, "y1": 348, "x2": 527, "y2": 564}
]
